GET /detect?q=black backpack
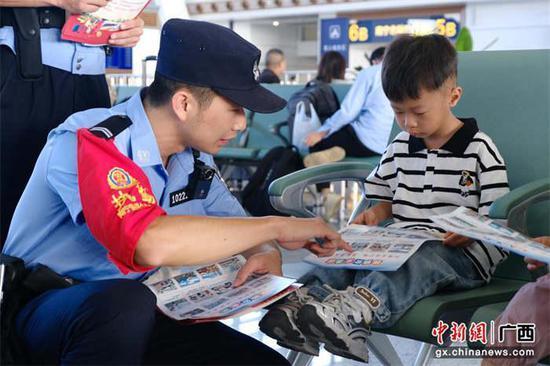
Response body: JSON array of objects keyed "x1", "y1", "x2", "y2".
[
  {"x1": 241, "y1": 146, "x2": 304, "y2": 216},
  {"x1": 286, "y1": 80, "x2": 340, "y2": 142}
]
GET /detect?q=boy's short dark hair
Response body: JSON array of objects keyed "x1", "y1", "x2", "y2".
[
  {"x1": 382, "y1": 34, "x2": 457, "y2": 102},
  {"x1": 145, "y1": 72, "x2": 215, "y2": 109}
]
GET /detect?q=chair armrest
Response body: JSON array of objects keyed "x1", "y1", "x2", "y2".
[
  {"x1": 489, "y1": 178, "x2": 550, "y2": 231},
  {"x1": 269, "y1": 121, "x2": 290, "y2": 146},
  {"x1": 268, "y1": 161, "x2": 377, "y2": 217}
]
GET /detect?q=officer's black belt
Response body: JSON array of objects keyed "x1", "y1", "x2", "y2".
[
  {"x1": 1, "y1": 7, "x2": 65, "y2": 80},
  {"x1": 0, "y1": 7, "x2": 65, "y2": 29}
]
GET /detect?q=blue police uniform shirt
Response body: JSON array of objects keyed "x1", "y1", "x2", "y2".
[
  {"x1": 317, "y1": 64, "x2": 394, "y2": 154},
  {"x1": 3, "y1": 90, "x2": 246, "y2": 281},
  {"x1": 0, "y1": 27, "x2": 105, "y2": 75}
]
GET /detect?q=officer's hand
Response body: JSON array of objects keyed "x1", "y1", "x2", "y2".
[
  {"x1": 59, "y1": 0, "x2": 111, "y2": 14},
  {"x1": 305, "y1": 131, "x2": 327, "y2": 147},
  {"x1": 443, "y1": 232, "x2": 474, "y2": 248},
  {"x1": 233, "y1": 250, "x2": 282, "y2": 287},
  {"x1": 276, "y1": 217, "x2": 352, "y2": 253},
  {"x1": 525, "y1": 236, "x2": 550, "y2": 270},
  {"x1": 109, "y1": 17, "x2": 144, "y2": 48}
]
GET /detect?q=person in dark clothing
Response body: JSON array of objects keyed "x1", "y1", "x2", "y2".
[{"x1": 259, "y1": 48, "x2": 286, "y2": 84}]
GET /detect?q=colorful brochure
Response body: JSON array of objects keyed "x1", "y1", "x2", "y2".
[
  {"x1": 304, "y1": 225, "x2": 441, "y2": 271},
  {"x1": 143, "y1": 255, "x2": 298, "y2": 323},
  {"x1": 61, "y1": 0, "x2": 151, "y2": 45},
  {"x1": 430, "y1": 207, "x2": 550, "y2": 264}
]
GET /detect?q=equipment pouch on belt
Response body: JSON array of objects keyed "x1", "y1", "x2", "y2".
[{"x1": 11, "y1": 8, "x2": 43, "y2": 79}]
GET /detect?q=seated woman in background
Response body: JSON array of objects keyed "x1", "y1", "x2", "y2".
[
  {"x1": 303, "y1": 47, "x2": 394, "y2": 168},
  {"x1": 286, "y1": 51, "x2": 347, "y2": 135}
]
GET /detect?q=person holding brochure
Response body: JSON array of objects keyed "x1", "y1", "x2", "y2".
[
  {"x1": 260, "y1": 34, "x2": 511, "y2": 362},
  {"x1": 482, "y1": 236, "x2": 550, "y2": 366},
  {"x1": 2, "y1": 19, "x2": 349, "y2": 365},
  {"x1": 0, "y1": 0, "x2": 145, "y2": 244}
]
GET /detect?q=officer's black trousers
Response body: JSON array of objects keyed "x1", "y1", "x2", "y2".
[
  {"x1": 16, "y1": 279, "x2": 290, "y2": 365},
  {"x1": 0, "y1": 45, "x2": 110, "y2": 244}
]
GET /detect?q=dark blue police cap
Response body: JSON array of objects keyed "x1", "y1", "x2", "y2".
[{"x1": 156, "y1": 19, "x2": 286, "y2": 114}]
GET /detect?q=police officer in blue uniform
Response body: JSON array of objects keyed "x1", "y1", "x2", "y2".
[{"x1": 3, "y1": 19, "x2": 348, "y2": 364}]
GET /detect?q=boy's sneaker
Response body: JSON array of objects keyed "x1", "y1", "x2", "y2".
[
  {"x1": 296, "y1": 285, "x2": 380, "y2": 363},
  {"x1": 259, "y1": 287, "x2": 321, "y2": 356},
  {"x1": 303, "y1": 147, "x2": 346, "y2": 168}
]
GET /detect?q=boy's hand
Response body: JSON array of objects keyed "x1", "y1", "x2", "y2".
[
  {"x1": 305, "y1": 131, "x2": 327, "y2": 147},
  {"x1": 109, "y1": 17, "x2": 144, "y2": 48},
  {"x1": 352, "y1": 209, "x2": 379, "y2": 226},
  {"x1": 443, "y1": 232, "x2": 474, "y2": 248},
  {"x1": 233, "y1": 250, "x2": 282, "y2": 287},
  {"x1": 525, "y1": 236, "x2": 550, "y2": 271}
]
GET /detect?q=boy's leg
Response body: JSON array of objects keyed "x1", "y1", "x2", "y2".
[
  {"x1": 356, "y1": 241, "x2": 485, "y2": 328},
  {"x1": 16, "y1": 279, "x2": 157, "y2": 364},
  {"x1": 295, "y1": 241, "x2": 485, "y2": 362},
  {"x1": 144, "y1": 314, "x2": 290, "y2": 365}
]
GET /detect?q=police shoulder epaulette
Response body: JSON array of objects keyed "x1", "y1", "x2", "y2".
[{"x1": 89, "y1": 115, "x2": 132, "y2": 140}]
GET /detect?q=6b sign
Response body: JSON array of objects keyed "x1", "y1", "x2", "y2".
[
  {"x1": 347, "y1": 16, "x2": 460, "y2": 44},
  {"x1": 348, "y1": 23, "x2": 369, "y2": 42}
]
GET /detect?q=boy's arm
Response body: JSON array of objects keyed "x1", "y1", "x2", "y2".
[{"x1": 352, "y1": 201, "x2": 392, "y2": 226}]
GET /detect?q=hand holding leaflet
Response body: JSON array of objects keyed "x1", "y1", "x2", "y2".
[
  {"x1": 143, "y1": 255, "x2": 298, "y2": 323},
  {"x1": 61, "y1": 0, "x2": 150, "y2": 45},
  {"x1": 430, "y1": 207, "x2": 550, "y2": 264},
  {"x1": 304, "y1": 225, "x2": 441, "y2": 271}
]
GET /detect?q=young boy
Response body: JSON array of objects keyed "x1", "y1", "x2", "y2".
[{"x1": 260, "y1": 34, "x2": 510, "y2": 362}]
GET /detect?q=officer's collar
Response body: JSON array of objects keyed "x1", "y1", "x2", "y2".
[
  {"x1": 408, "y1": 118, "x2": 479, "y2": 154},
  {"x1": 123, "y1": 90, "x2": 164, "y2": 168}
]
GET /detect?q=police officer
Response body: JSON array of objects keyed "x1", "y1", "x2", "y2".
[
  {"x1": 2, "y1": 19, "x2": 349, "y2": 364},
  {"x1": 0, "y1": 1, "x2": 144, "y2": 243}
]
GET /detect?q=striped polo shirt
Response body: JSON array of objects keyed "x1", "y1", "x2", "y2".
[{"x1": 365, "y1": 118, "x2": 510, "y2": 280}]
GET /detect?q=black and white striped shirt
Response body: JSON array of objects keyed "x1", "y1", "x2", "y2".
[{"x1": 366, "y1": 118, "x2": 509, "y2": 280}]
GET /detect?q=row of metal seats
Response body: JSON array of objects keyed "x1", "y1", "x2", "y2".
[{"x1": 269, "y1": 49, "x2": 550, "y2": 365}]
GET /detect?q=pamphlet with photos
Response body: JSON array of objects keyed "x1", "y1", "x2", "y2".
[
  {"x1": 430, "y1": 207, "x2": 550, "y2": 264},
  {"x1": 61, "y1": 0, "x2": 151, "y2": 45},
  {"x1": 304, "y1": 225, "x2": 442, "y2": 271},
  {"x1": 144, "y1": 255, "x2": 298, "y2": 323}
]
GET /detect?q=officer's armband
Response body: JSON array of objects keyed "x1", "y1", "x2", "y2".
[{"x1": 77, "y1": 117, "x2": 166, "y2": 274}]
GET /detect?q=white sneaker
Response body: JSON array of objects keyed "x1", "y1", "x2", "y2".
[
  {"x1": 303, "y1": 147, "x2": 346, "y2": 168},
  {"x1": 296, "y1": 285, "x2": 380, "y2": 363}
]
